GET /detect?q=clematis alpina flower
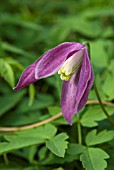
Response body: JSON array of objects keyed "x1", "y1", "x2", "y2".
[{"x1": 13, "y1": 42, "x2": 94, "y2": 125}]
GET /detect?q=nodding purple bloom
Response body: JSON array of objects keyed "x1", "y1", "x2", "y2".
[{"x1": 14, "y1": 42, "x2": 94, "y2": 125}]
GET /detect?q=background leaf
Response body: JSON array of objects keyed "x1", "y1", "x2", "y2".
[
  {"x1": 0, "y1": 58, "x2": 15, "y2": 87},
  {"x1": 86, "y1": 130, "x2": 114, "y2": 146},
  {"x1": 46, "y1": 133, "x2": 69, "y2": 157},
  {"x1": 0, "y1": 90, "x2": 26, "y2": 117}
]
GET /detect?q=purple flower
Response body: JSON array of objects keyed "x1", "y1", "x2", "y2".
[{"x1": 14, "y1": 42, "x2": 94, "y2": 125}]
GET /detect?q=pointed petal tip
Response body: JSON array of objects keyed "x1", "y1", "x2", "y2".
[
  {"x1": 13, "y1": 85, "x2": 22, "y2": 91},
  {"x1": 69, "y1": 121, "x2": 72, "y2": 126},
  {"x1": 67, "y1": 119, "x2": 72, "y2": 126},
  {"x1": 63, "y1": 115, "x2": 73, "y2": 126},
  {"x1": 13, "y1": 87, "x2": 17, "y2": 91}
]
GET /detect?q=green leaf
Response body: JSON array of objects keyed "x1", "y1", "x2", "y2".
[
  {"x1": 0, "y1": 90, "x2": 26, "y2": 116},
  {"x1": 80, "y1": 147, "x2": 109, "y2": 170},
  {"x1": 15, "y1": 124, "x2": 57, "y2": 139},
  {"x1": 48, "y1": 106, "x2": 61, "y2": 116},
  {"x1": 27, "y1": 146, "x2": 37, "y2": 163},
  {"x1": 0, "y1": 58, "x2": 15, "y2": 87},
  {"x1": 38, "y1": 146, "x2": 48, "y2": 161},
  {"x1": 90, "y1": 40, "x2": 108, "y2": 68},
  {"x1": 83, "y1": 8, "x2": 114, "y2": 19},
  {"x1": 86, "y1": 130, "x2": 114, "y2": 146},
  {"x1": 0, "y1": 124, "x2": 57, "y2": 154},
  {"x1": 40, "y1": 151, "x2": 79, "y2": 165},
  {"x1": 5, "y1": 57, "x2": 24, "y2": 71},
  {"x1": 0, "y1": 14, "x2": 42, "y2": 31},
  {"x1": 80, "y1": 105, "x2": 114, "y2": 127},
  {"x1": 15, "y1": 93, "x2": 54, "y2": 114},
  {"x1": 0, "y1": 137, "x2": 44, "y2": 155},
  {"x1": 46, "y1": 133, "x2": 69, "y2": 157},
  {"x1": 67, "y1": 143, "x2": 85, "y2": 155},
  {"x1": 102, "y1": 70, "x2": 114, "y2": 100},
  {"x1": 89, "y1": 74, "x2": 107, "y2": 101},
  {"x1": 1, "y1": 42, "x2": 32, "y2": 58},
  {"x1": 55, "y1": 16, "x2": 101, "y2": 40},
  {"x1": 39, "y1": 143, "x2": 84, "y2": 165},
  {"x1": 102, "y1": 27, "x2": 114, "y2": 38}
]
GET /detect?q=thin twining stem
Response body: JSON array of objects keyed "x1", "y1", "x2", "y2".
[
  {"x1": 0, "y1": 113, "x2": 62, "y2": 131},
  {"x1": 93, "y1": 82, "x2": 114, "y2": 126},
  {"x1": 0, "y1": 99, "x2": 114, "y2": 132},
  {"x1": 87, "y1": 100, "x2": 114, "y2": 107}
]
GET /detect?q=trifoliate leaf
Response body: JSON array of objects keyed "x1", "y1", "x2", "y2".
[
  {"x1": 80, "y1": 147, "x2": 109, "y2": 170},
  {"x1": 46, "y1": 133, "x2": 69, "y2": 157},
  {"x1": 86, "y1": 130, "x2": 114, "y2": 146}
]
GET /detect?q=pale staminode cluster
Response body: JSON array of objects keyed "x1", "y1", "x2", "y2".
[{"x1": 58, "y1": 49, "x2": 84, "y2": 81}]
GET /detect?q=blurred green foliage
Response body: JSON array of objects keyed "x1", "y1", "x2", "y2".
[{"x1": 0, "y1": 0, "x2": 114, "y2": 169}]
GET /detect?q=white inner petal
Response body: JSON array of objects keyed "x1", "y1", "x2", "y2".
[{"x1": 58, "y1": 48, "x2": 85, "y2": 81}]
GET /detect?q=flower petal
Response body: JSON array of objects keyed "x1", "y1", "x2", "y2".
[
  {"x1": 13, "y1": 59, "x2": 40, "y2": 90},
  {"x1": 61, "y1": 47, "x2": 94, "y2": 125},
  {"x1": 77, "y1": 68, "x2": 94, "y2": 112},
  {"x1": 14, "y1": 42, "x2": 84, "y2": 91},
  {"x1": 61, "y1": 72, "x2": 80, "y2": 125},
  {"x1": 75, "y1": 48, "x2": 93, "y2": 111},
  {"x1": 35, "y1": 42, "x2": 84, "y2": 79}
]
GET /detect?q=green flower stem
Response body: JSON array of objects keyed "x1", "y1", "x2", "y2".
[
  {"x1": 77, "y1": 117, "x2": 82, "y2": 144},
  {"x1": 84, "y1": 42, "x2": 114, "y2": 126},
  {"x1": 3, "y1": 153, "x2": 9, "y2": 165}
]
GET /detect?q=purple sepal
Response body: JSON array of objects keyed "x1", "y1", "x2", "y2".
[
  {"x1": 61, "y1": 49, "x2": 94, "y2": 125},
  {"x1": 13, "y1": 59, "x2": 40, "y2": 90},
  {"x1": 35, "y1": 42, "x2": 84, "y2": 79},
  {"x1": 14, "y1": 42, "x2": 84, "y2": 91}
]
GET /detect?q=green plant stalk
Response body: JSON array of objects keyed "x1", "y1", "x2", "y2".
[
  {"x1": 84, "y1": 42, "x2": 114, "y2": 126},
  {"x1": 77, "y1": 116, "x2": 82, "y2": 144},
  {"x1": 3, "y1": 153, "x2": 9, "y2": 165}
]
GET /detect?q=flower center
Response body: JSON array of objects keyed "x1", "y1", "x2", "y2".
[{"x1": 58, "y1": 49, "x2": 84, "y2": 81}]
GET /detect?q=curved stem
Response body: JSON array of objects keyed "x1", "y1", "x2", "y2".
[
  {"x1": 87, "y1": 100, "x2": 114, "y2": 107},
  {"x1": 0, "y1": 113, "x2": 62, "y2": 131},
  {"x1": 0, "y1": 100, "x2": 114, "y2": 132}
]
